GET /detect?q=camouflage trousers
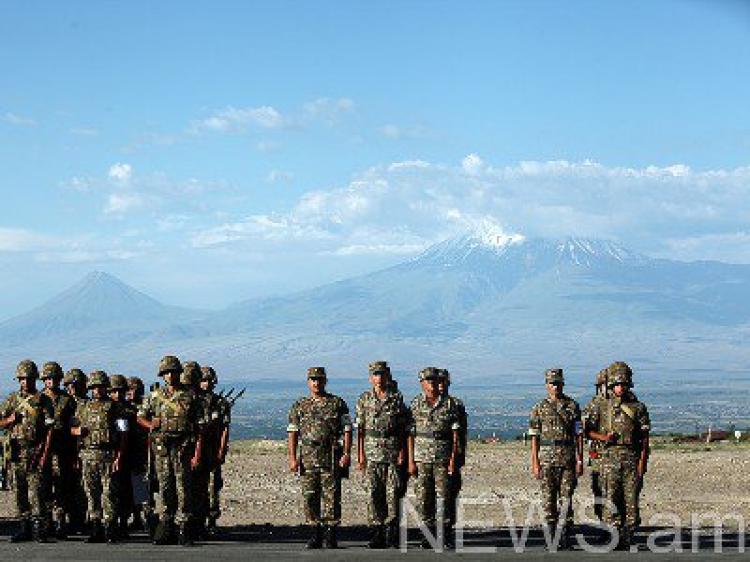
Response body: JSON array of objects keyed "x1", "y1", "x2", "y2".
[
  {"x1": 193, "y1": 464, "x2": 224, "y2": 524},
  {"x1": 153, "y1": 439, "x2": 194, "y2": 525},
  {"x1": 82, "y1": 451, "x2": 118, "y2": 523},
  {"x1": 44, "y1": 451, "x2": 77, "y2": 523},
  {"x1": 602, "y1": 448, "x2": 640, "y2": 534},
  {"x1": 11, "y1": 452, "x2": 49, "y2": 519},
  {"x1": 414, "y1": 462, "x2": 450, "y2": 528},
  {"x1": 540, "y1": 463, "x2": 577, "y2": 528},
  {"x1": 301, "y1": 468, "x2": 341, "y2": 526},
  {"x1": 446, "y1": 469, "x2": 462, "y2": 527},
  {"x1": 365, "y1": 461, "x2": 401, "y2": 526}
]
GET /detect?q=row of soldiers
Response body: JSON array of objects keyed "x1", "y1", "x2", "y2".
[
  {"x1": 287, "y1": 362, "x2": 467, "y2": 550},
  {"x1": 0, "y1": 356, "x2": 233, "y2": 546},
  {"x1": 528, "y1": 361, "x2": 650, "y2": 551}
]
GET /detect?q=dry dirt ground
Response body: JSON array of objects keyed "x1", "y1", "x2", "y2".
[{"x1": 1, "y1": 439, "x2": 748, "y2": 528}]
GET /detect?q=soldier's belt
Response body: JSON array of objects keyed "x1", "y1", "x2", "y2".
[
  {"x1": 539, "y1": 439, "x2": 574, "y2": 446},
  {"x1": 415, "y1": 431, "x2": 452, "y2": 440}
]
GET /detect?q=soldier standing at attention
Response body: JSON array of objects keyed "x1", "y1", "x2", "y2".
[
  {"x1": 108, "y1": 374, "x2": 133, "y2": 539},
  {"x1": 125, "y1": 376, "x2": 150, "y2": 533},
  {"x1": 137, "y1": 355, "x2": 204, "y2": 546},
  {"x1": 407, "y1": 367, "x2": 460, "y2": 550},
  {"x1": 356, "y1": 361, "x2": 408, "y2": 549},
  {"x1": 63, "y1": 368, "x2": 88, "y2": 534},
  {"x1": 528, "y1": 368, "x2": 583, "y2": 550},
  {"x1": 582, "y1": 368, "x2": 609, "y2": 521},
  {"x1": 585, "y1": 362, "x2": 650, "y2": 551},
  {"x1": 287, "y1": 367, "x2": 352, "y2": 549},
  {"x1": 40, "y1": 361, "x2": 77, "y2": 540},
  {"x1": 71, "y1": 371, "x2": 129, "y2": 543},
  {"x1": 436, "y1": 369, "x2": 467, "y2": 537},
  {"x1": 0, "y1": 360, "x2": 54, "y2": 543},
  {"x1": 196, "y1": 366, "x2": 231, "y2": 537}
]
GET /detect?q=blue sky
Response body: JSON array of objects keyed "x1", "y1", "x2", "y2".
[{"x1": 1, "y1": 0, "x2": 749, "y2": 317}]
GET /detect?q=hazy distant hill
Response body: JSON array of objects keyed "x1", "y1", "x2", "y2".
[{"x1": 1, "y1": 235, "x2": 749, "y2": 383}]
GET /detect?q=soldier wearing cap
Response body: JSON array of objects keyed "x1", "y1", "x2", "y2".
[
  {"x1": 40, "y1": 361, "x2": 77, "y2": 539},
  {"x1": 436, "y1": 368, "x2": 468, "y2": 537},
  {"x1": 585, "y1": 361, "x2": 650, "y2": 551},
  {"x1": 287, "y1": 367, "x2": 352, "y2": 549},
  {"x1": 125, "y1": 376, "x2": 151, "y2": 533},
  {"x1": 407, "y1": 367, "x2": 461, "y2": 550},
  {"x1": 582, "y1": 367, "x2": 610, "y2": 521},
  {"x1": 355, "y1": 361, "x2": 408, "y2": 548},
  {"x1": 137, "y1": 355, "x2": 204, "y2": 546},
  {"x1": 529, "y1": 368, "x2": 583, "y2": 550},
  {"x1": 0, "y1": 360, "x2": 55, "y2": 542},
  {"x1": 194, "y1": 365, "x2": 231, "y2": 537},
  {"x1": 71, "y1": 370, "x2": 129, "y2": 543},
  {"x1": 63, "y1": 368, "x2": 88, "y2": 533}
]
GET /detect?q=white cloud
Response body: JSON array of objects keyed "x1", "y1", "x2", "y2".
[
  {"x1": 303, "y1": 97, "x2": 355, "y2": 125},
  {"x1": 2, "y1": 112, "x2": 36, "y2": 127},
  {"x1": 0, "y1": 228, "x2": 55, "y2": 252},
  {"x1": 267, "y1": 170, "x2": 294, "y2": 184},
  {"x1": 105, "y1": 193, "x2": 143, "y2": 215},
  {"x1": 61, "y1": 176, "x2": 94, "y2": 192},
  {"x1": 191, "y1": 105, "x2": 287, "y2": 133},
  {"x1": 461, "y1": 153, "x2": 484, "y2": 176},
  {"x1": 108, "y1": 163, "x2": 133, "y2": 183},
  {"x1": 379, "y1": 123, "x2": 429, "y2": 140}
]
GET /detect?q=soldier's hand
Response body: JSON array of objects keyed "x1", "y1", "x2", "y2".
[
  {"x1": 112, "y1": 457, "x2": 121, "y2": 473},
  {"x1": 190, "y1": 455, "x2": 200, "y2": 470},
  {"x1": 7, "y1": 412, "x2": 18, "y2": 425},
  {"x1": 339, "y1": 453, "x2": 351, "y2": 469},
  {"x1": 358, "y1": 460, "x2": 366, "y2": 474},
  {"x1": 408, "y1": 460, "x2": 418, "y2": 477},
  {"x1": 448, "y1": 458, "x2": 456, "y2": 476},
  {"x1": 289, "y1": 458, "x2": 300, "y2": 474},
  {"x1": 38, "y1": 454, "x2": 49, "y2": 471},
  {"x1": 396, "y1": 450, "x2": 405, "y2": 466},
  {"x1": 637, "y1": 461, "x2": 647, "y2": 478},
  {"x1": 576, "y1": 461, "x2": 583, "y2": 477},
  {"x1": 532, "y1": 462, "x2": 542, "y2": 480}
]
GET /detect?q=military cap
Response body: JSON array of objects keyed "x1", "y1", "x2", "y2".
[
  {"x1": 418, "y1": 367, "x2": 440, "y2": 381},
  {"x1": 88, "y1": 370, "x2": 109, "y2": 389},
  {"x1": 16, "y1": 359, "x2": 39, "y2": 380},
  {"x1": 307, "y1": 366, "x2": 327, "y2": 379},
  {"x1": 109, "y1": 374, "x2": 128, "y2": 390},
  {"x1": 437, "y1": 368, "x2": 451, "y2": 383},
  {"x1": 41, "y1": 361, "x2": 64, "y2": 380},
  {"x1": 181, "y1": 360, "x2": 201, "y2": 386},
  {"x1": 64, "y1": 368, "x2": 87, "y2": 386},
  {"x1": 158, "y1": 355, "x2": 183, "y2": 376},
  {"x1": 368, "y1": 361, "x2": 389, "y2": 375},
  {"x1": 545, "y1": 368, "x2": 564, "y2": 384},
  {"x1": 127, "y1": 376, "x2": 144, "y2": 391},
  {"x1": 201, "y1": 366, "x2": 217, "y2": 384}
]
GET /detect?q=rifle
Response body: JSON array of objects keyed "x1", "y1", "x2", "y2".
[
  {"x1": 224, "y1": 388, "x2": 236, "y2": 401},
  {"x1": 228, "y1": 388, "x2": 246, "y2": 407},
  {"x1": 217, "y1": 389, "x2": 226, "y2": 398}
]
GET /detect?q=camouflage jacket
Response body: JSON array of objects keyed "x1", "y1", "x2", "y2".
[
  {"x1": 138, "y1": 386, "x2": 203, "y2": 443},
  {"x1": 0, "y1": 390, "x2": 54, "y2": 446},
  {"x1": 287, "y1": 393, "x2": 351, "y2": 470},
  {"x1": 44, "y1": 389, "x2": 76, "y2": 452},
  {"x1": 408, "y1": 393, "x2": 460, "y2": 465},
  {"x1": 529, "y1": 394, "x2": 581, "y2": 467},
  {"x1": 355, "y1": 387, "x2": 407, "y2": 464},
  {"x1": 199, "y1": 391, "x2": 231, "y2": 468},
  {"x1": 583, "y1": 394, "x2": 606, "y2": 459},
  {"x1": 73, "y1": 397, "x2": 129, "y2": 456},
  {"x1": 586, "y1": 392, "x2": 650, "y2": 455},
  {"x1": 448, "y1": 394, "x2": 468, "y2": 467}
]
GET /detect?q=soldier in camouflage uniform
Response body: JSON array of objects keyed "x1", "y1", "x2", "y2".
[
  {"x1": 137, "y1": 355, "x2": 204, "y2": 546},
  {"x1": 63, "y1": 368, "x2": 88, "y2": 533},
  {"x1": 528, "y1": 368, "x2": 583, "y2": 550},
  {"x1": 355, "y1": 361, "x2": 407, "y2": 549},
  {"x1": 40, "y1": 361, "x2": 77, "y2": 539},
  {"x1": 125, "y1": 376, "x2": 150, "y2": 533},
  {"x1": 436, "y1": 368, "x2": 467, "y2": 536},
  {"x1": 584, "y1": 362, "x2": 650, "y2": 551},
  {"x1": 195, "y1": 365, "x2": 230, "y2": 537},
  {"x1": 71, "y1": 370, "x2": 129, "y2": 543},
  {"x1": 582, "y1": 368, "x2": 609, "y2": 521},
  {"x1": 108, "y1": 374, "x2": 134, "y2": 538},
  {"x1": 407, "y1": 367, "x2": 460, "y2": 550},
  {"x1": 287, "y1": 367, "x2": 352, "y2": 549},
  {"x1": 0, "y1": 360, "x2": 55, "y2": 542}
]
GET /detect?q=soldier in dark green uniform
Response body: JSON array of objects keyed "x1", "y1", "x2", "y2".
[
  {"x1": 407, "y1": 367, "x2": 460, "y2": 550},
  {"x1": 108, "y1": 374, "x2": 133, "y2": 539},
  {"x1": 125, "y1": 376, "x2": 150, "y2": 533},
  {"x1": 582, "y1": 368, "x2": 609, "y2": 521},
  {"x1": 40, "y1": 361, "x2": 77, "y2": 539},
  {"x1": 63, "y1": 368, "x2": 88, "y2": 533},
  {"x1": 528, "y1": 368, "x2": 583, "y2": 550},
  {"x1": 585, "y1": 362, "x2": 650, "y2": 551},
  {"x1": 287, "y1": 367, "x2": 352, "y2": 549},
  {"x1": 137, "y1": 355, "x2": 204, "y2": 546},
  {"x1": 356, "y1": 360, "x2": 408, "y2": 548},
  {"x1": 0, "y1": 360, "x2": 55, "y2": 542},
  {"x1": 71, "y1": 370, "x2": 129, "y2": 543}
]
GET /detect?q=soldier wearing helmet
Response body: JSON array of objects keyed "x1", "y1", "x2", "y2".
[
  {"x1": 528, "y1": 368, "x2": 583, "y2": 550},
  {"x1": 0, "y1": 360, "x2": 55, "y2": 542},
  {"x1": 71, "y1": 370, "x2": 129, "y2": 544},
  {"x1": 137, "y1": 356, "x2": 204, "y2": 546},
  {"x1": 193, "y1": 365, "x2": 231, "y2": 537},
  {"x1": 41, "y1": 361, "x2": 77, "y2": 539},
  {"x1": 64, "y1": 369, "x2": 88, "y2": 402},
  {"x1": 62, "y1": 368, "x2": 88, "y2": 533},
  {"x1": 582, "y1": 367, "x2": 610, "y2": 521},
  {"x1": 585, "y1": 361, "x2": 650, "y2": 551},
  {"x1": 124, "y1": 376, "x2": 150, "y2": 534},
  {"x1": 108, "y1": 375, "x2": 133, "y2": 538}
]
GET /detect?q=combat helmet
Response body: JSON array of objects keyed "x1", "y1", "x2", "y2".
[
  {"x1": 109, "y1": 374, "x2": 128, "y2": 390},
  {"x1": 368, "y1": 361, "x2": 390, "y2": 376},
  {"x1": 158, "y1": 355, "x2": 183, "y2": 376},
  {"x1": 41, "y1": 361, "x2": 64, "y2": 380},
  {"x1": 418, "y1": 367, "x2": 440, "y2": 381},
  {"x1": 64, "y1": 368, "x2": 87, "y2": 387},
  {"x1": 88, "y1": 370, "x2": 109, "y2": 389},
  {"x1": 201, "y1": 366, "x2": 217, "y2": 385},
  {"x1": 608, "y1": 361, "x2": 633, "y2": 388},
  {"x1": 545, "y1": 368, "x2": 564, "y2": 384},
  {"x1": 181, "y1": 360, "x2": 201, "y2": 386},
  {"x1": 595, "y1": 368, "x2": 608, "y2": 388},
  {"x1": 127, "y1": 376, "x2": 144, "y2": 393},
  {"x1": 16, "y1": 359, "x2": 39, "y2": 380}
]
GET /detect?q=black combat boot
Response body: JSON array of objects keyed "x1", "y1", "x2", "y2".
[
  {"x1": 146, "y1": 512, "x2": 158, "y2": 540},
  {"x1": 443, "y1": 525, "x2": 455, "y2": 550},
  {"x1": 10, "y1": 518, "x2": 32, "y2": 543},
  {"x1": 54, "y1": 520, "x2": 68, "y2": 540},
  {"x1": 306, "y1": 525, "x2": 323, "y2": 549},
  {"x1": 152, "y1": 519, "x2": 173, "y2": 545},
  {"x1": 367, "y1": 525, "x2": 386, "y2": 549},
  {"x1": 386, "y1": 521, "x2": 400, "y2": 549},
  {"x1": 205, "y1": 515, "x2": 218, "y2": 537},
  {"x1": 178, "y1": 522, "x2": 194, "y2": 547},
  {"x1": 130, "y1": 508, "x2": 144, "y2": 532},
  {"x1": 33, "y1": 517, "x2": 52, "y2": 543},
  {"x1": 105, "y1": 521, "x2": 119, "y2": 544},
  {"x1": 323, "y1": 525, "x2": 338, "y2": 549},
  {"x1": 86, "y1": 519, "x2": 106, "y2": 543}
]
